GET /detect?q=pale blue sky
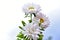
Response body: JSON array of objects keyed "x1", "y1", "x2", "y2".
[{"x1": 43, "y1": 7, "x2": 60, "y2": 40}]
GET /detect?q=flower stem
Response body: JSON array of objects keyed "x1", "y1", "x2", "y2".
[{"x1": 30, "y1": 14, "x2": 32, "y2": 22}]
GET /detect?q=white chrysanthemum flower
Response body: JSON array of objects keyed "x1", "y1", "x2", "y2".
[
  {"x1": 33, "y1": 12, "x2": 50, "y2": 28},
  {"x1": 23, "y1": 3, "x2": 41, "y2": 14},
  {"x1": 22, "y1": 23, "x2": 40, "y2": 40}
]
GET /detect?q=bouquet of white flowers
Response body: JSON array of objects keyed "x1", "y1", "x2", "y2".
[{"x1": 17, "y1": 3, "x2": 50, "y2": 40}]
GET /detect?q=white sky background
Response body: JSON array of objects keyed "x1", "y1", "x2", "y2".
[{"x1": 0, "y1": 0, "x2": 60, "y2": 40}]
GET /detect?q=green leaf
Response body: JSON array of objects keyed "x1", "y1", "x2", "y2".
[
  {"x1": 21, "y1": 21, "x2": 26, "y2": 26},
  {"x1": 17, "y1": 32, "x2": 24, "y2": 38},
  {"x1": 17, "y1": 38, "x2": 21, "y2": 40},
  {"x1": 28, "y1": 20, "x2": 32, "y2": 23},
  {"x1": 40, "y1": 27, "x2": 45, "y2": 31},
  {"x1": 39, "y1": 23, "x2": 45, "y2": 31},
  {"x1": 19, "y1": 26, "x2": 24, "y2": 31},
  {"x1": 19, "y1": 26, "x2": 22, "y2": 29},
  {"x1": 38, "y1": 34, "x2": 44, "y2": 40},
  {"x1": 40, "y1": 28, "x2": 45, "y2": 31},
  {"x1": 23, "y1": 37, "x2": 29, "y2": 40},
  {"x1": 17, "y1": 32, "x2": 29, "y2": 40}
]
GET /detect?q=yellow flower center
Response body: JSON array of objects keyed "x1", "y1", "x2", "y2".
[
  {"x1": 40, "y1": 18, "x2": 44, "y2": 23},
  {"x1": 28, "y1": 6, "x2": 34, "y2": 10}
]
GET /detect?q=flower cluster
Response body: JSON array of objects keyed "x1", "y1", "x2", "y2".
[{"x1": 17, "y1": 3, "x2": 50, "y2": 40}]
